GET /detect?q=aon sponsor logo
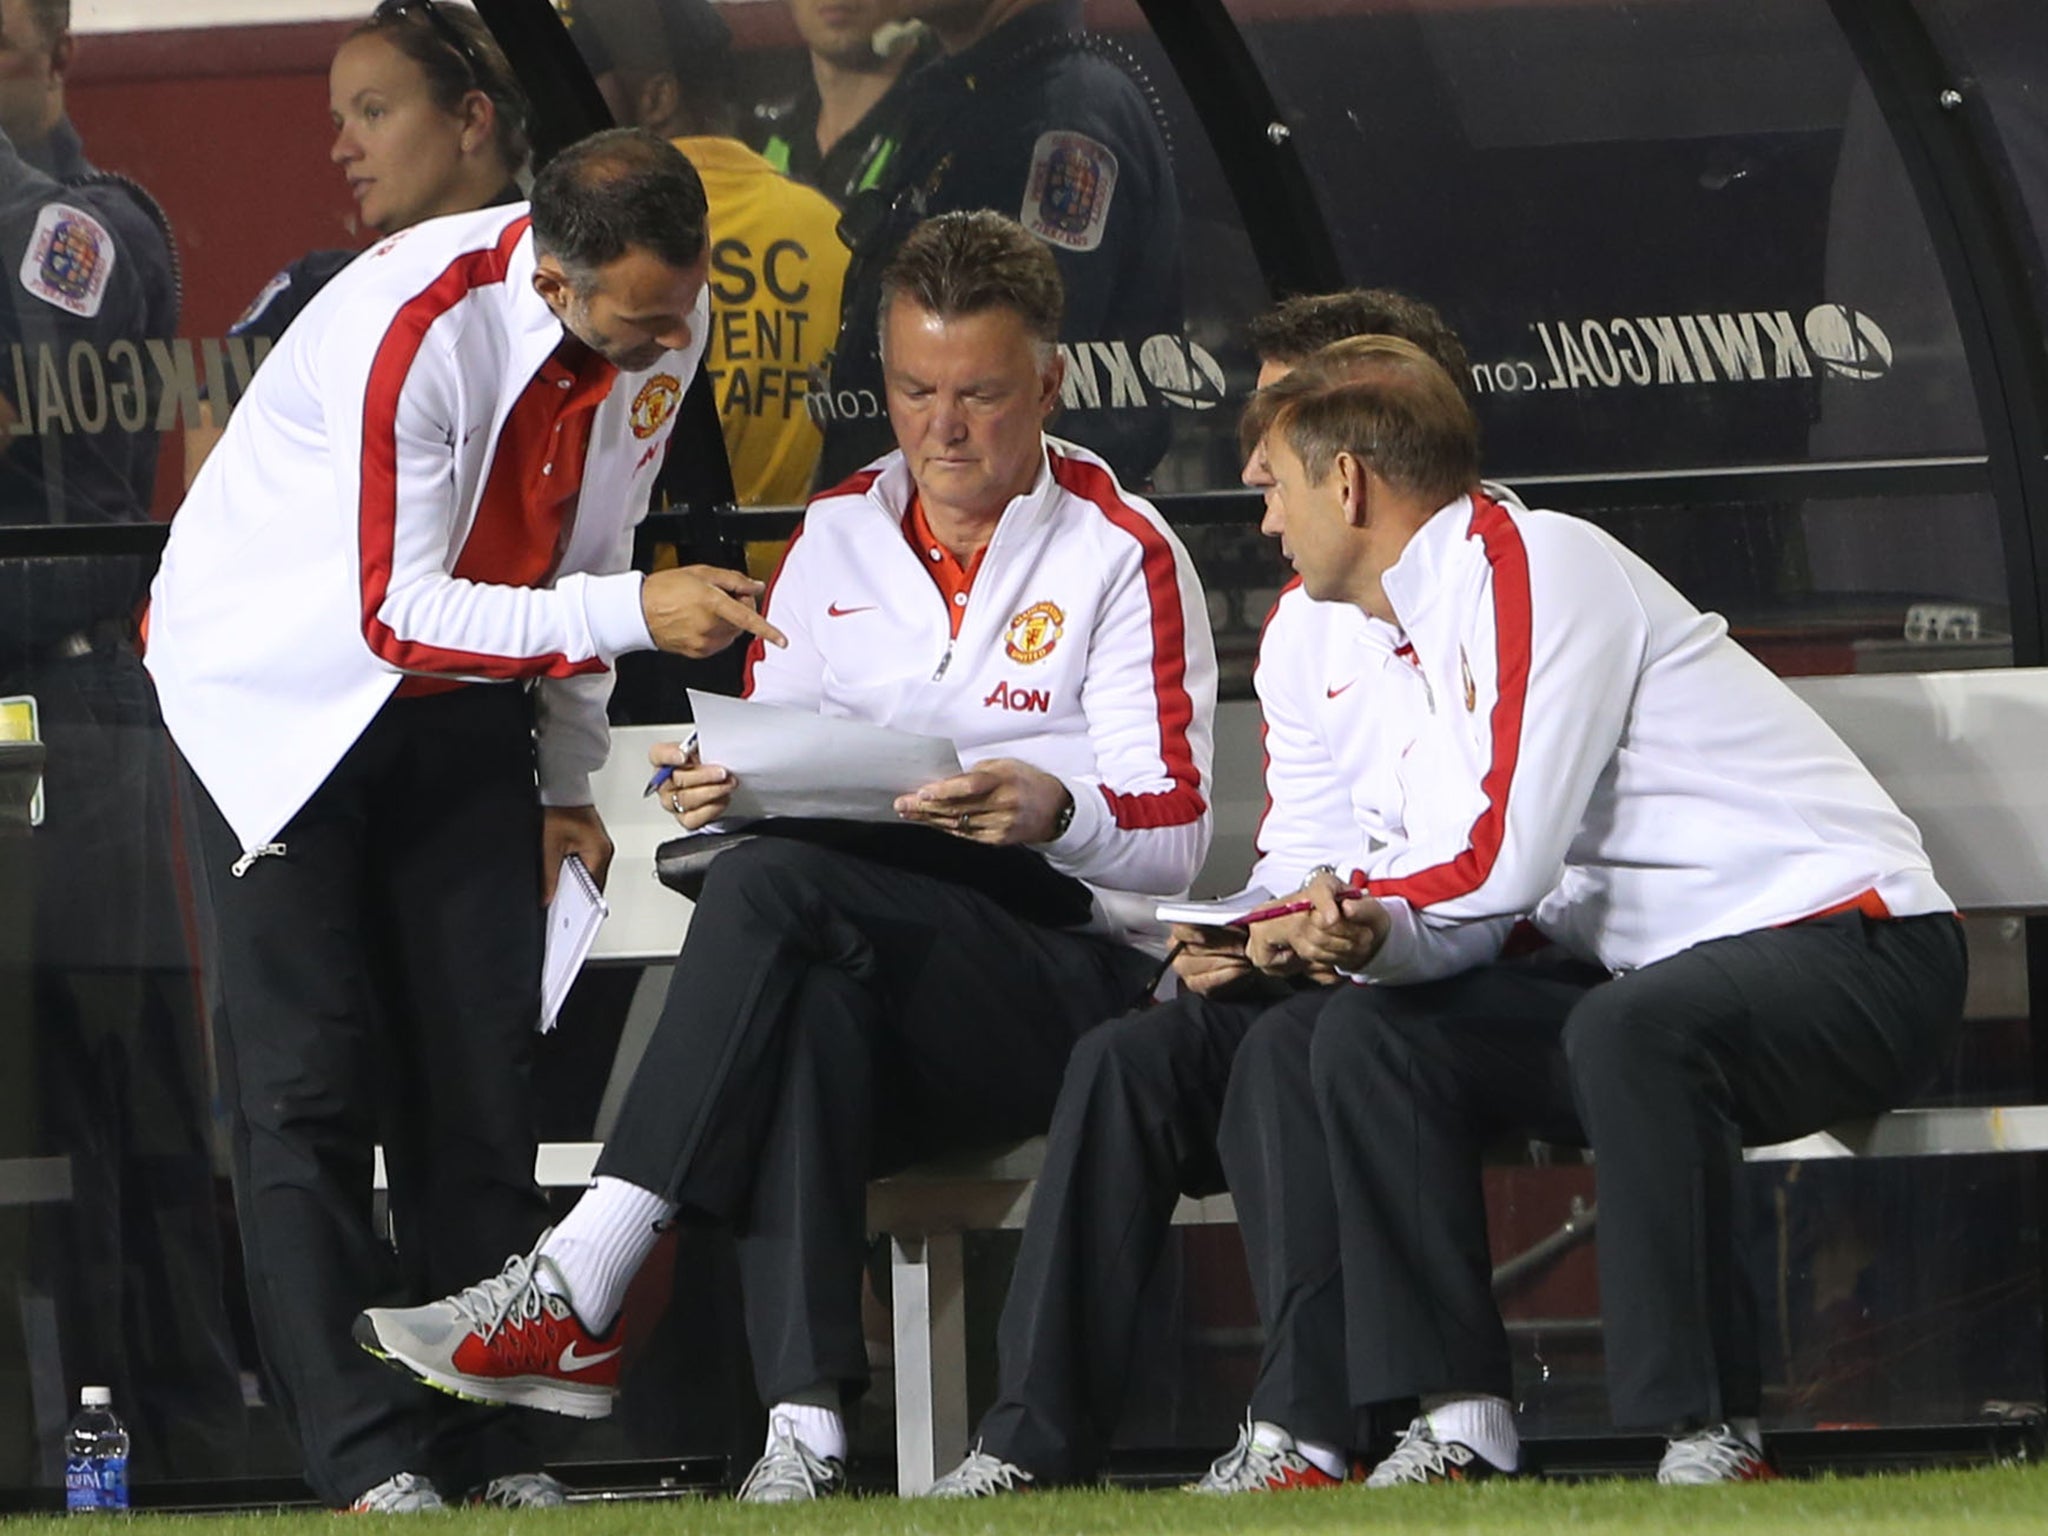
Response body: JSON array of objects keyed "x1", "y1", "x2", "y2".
[{"x1": 983, "y1": 682, "x2": 1051, "y2": 713}]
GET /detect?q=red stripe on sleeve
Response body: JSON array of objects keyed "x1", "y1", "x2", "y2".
[
  {"x1": 1368, "y1": 493, "x2": 1532, "y2": 909},
  {"x1": 1050, "y1": 450, "x2": 1207, "y2": 830},
  {"x1": 357, "y1": 216, "x2": 606, "y2": 681}
]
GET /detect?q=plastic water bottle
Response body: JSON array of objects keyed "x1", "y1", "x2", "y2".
[{"x1": 63, "y1": 1387, "x2": 128, "y2": 1514}]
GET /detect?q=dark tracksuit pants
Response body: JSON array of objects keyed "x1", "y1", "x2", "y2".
[
  {"x1": 1303, "y1": 911, "x2": 1967, "y2": 1431},
  {"x1": 186, "y1": 684, "x2": 551, "y2": 1506},
  {"x1": 594, "y1": 838, "x2": 1158, "y2": 1408},
  {"x1": 974, "y1": 985, "x2": 1349, "y2": 1482}
]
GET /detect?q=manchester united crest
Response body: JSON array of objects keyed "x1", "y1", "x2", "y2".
[
  {"x1": 631, "y1": 373, "x2": 682, "y2": 439},
  {"x1": 1020, "y1": 131, "x2": 1118, "y2": 253},
  {"x1": 1005, "y1": 601, "x2": 1065, "y2": 665}
]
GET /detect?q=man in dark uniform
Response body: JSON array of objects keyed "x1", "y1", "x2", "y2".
[
  {"x1": 750, "y1": 0, "x2": 935, "y2": 208},
  {"x1": 814, "y1": 0, "x2": 1183, "y2": 489},
  {"x1": 0, "y1": 0, "x2": 246, "y2": 1483}
]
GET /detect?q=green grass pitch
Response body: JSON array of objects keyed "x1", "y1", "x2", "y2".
[{"x1": 8, "y1": 1464, "x2": 2047, "y2": 1534}]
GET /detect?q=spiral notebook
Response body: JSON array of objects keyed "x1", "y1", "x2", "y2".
[{"x1": 540, "y1": 853, "x2": 608, "y2": 1033}]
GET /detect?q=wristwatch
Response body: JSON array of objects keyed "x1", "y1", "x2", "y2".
[
  {"x1": 1050, "y1": 790, "x2": 1076, "y2": 841},
  {"x1": 1308, "y1": 863, "x2": 1339, "y2": 883}
]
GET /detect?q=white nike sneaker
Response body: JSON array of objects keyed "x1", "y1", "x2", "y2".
[
  {"x1": 1657, "y1": 1423, "x2": 1777, "y2": 1484},
  {"x1": 349, "y1": 1472, "x2": 445, "y2": 1513},
  {"x1": 355, "y1": 1243, "x2": 623, "y2": 1419},
  {"x1": 735, "y1": 1416, "x2": 846, "y2": 1503}
]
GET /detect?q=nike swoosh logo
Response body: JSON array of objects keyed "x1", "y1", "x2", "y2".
[
  {"x1": 827, "y1": 602, "x2": 877, "y2": 617},
  {"x1": 558, "y1": 1340, "x2": 622, "y2": 1373},
  {"x1": 1326, "y1": 680, "x2": 1357, "y2": 698}
]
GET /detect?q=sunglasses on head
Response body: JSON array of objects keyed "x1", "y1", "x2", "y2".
[{"x1": 372, "y1": 0, "x2": 487, "y2": 82}]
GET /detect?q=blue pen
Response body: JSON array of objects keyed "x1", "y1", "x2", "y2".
[{"x1": 643, "y1": 732, "x2": 699, "y2": 797}]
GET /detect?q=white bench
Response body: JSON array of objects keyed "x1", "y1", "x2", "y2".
[{"x1": 529, "y1": 670, "x2": 2048, "y2": 1492}]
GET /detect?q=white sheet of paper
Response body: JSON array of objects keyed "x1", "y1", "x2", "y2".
[
  {"x1": 1153, "y1": 886, "x2": 1277, "y2": 928},
  {"x1": 687, "y1": 690, "x2": 965, "y2": 823},
  {"x1": 539, "y1": 854, "x2": 608, "y2": 1033}
]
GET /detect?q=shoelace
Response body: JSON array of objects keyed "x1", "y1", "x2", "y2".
[
  {"x1": 1191, "y1": 1415, "x2": 1306, "y2": 1492},
  {"x1": 1662, "y1": 1425, "x2": 1765, "y2": 1481},
  {"x1": 738, "y1": 1419, "x2": 839, "y2": 1501},
  {"x1": 932, "y1": 1446, "x2": 1034, "y2": 1496},
  {"x1": 1367, "y1": 1417, "x2": 1467, "y2": 1486},
  {"x1": 448, "y1": 1248, "x2": 564, "y2": 1345}
]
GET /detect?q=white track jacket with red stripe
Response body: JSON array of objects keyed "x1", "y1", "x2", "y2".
[
  {"x1": 742, "y1": 438, "x2": 1216, "y2": 939},
  {"x1": 1352, "y1": 490, "x2": 1951, "y2": 983},
  {"x1": 147, "y1": 206, "x2": 705, "y2": 853}
]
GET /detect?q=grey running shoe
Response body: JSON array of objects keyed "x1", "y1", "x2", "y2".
[
  {"x1": 736, "y1": 1415, "x2": 846, "y2": 1503},
  {"x1": 1188, "y1": 1415, "x2": 1348, "y2": 1492},
  {"x1": 928, "y1": 1445, "x2": 1035, "y2": 1498},
  {"x1": 348, "y1": 1472, "x2": 445, "y2": 1513},
  {"x1": 1657, "y1": 1424, "x2": 1776, "y2": 1484},
  {"x1": 1364, "y1": 1416, "x2": 1507, "y2": 1486},
  {"x1": 355, "y1": 1241, "x2": 620, "y2": 1420},
  {"x1": 476, "y1": 1471, "x2": 569, "y2": 1508}
]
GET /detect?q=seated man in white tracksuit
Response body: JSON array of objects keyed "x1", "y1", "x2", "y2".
[
  {"x1": 1230, "y1": 339, "x2": 1965, "y2": 1486},
  {"x1": 928, "y1": 293, "x2": 1504, "y2": 1500},
  {"x1": 356, "y1": 210, "x2": 1217, "y2": 1501}
]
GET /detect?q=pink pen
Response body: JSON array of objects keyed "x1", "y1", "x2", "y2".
[{"x1": 1234, "y1": 888, "x2": 1366, "y2": 927}]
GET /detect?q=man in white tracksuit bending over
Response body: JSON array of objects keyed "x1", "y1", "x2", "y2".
[
  {"x1": 146, "y1": 130, "x2": 778, "y2": 1511},
  {"x1": 1234, "y1": 338, "x2": 1964, "y2": 1486}
]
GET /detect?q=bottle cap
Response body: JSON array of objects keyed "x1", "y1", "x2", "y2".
[{"x1": 79, "y1": 1386, "x2": 111, "y2": 1407}]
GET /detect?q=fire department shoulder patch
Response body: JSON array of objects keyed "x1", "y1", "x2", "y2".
[
  {"x1": 1005, "y1": 600, "x2": 1065, "y2": 664},
  {"x1": 631, "y1": 372, "x2": 683, "y2": 439},
  {"x1": 20, "y1": 202, "x2": 114, "y2": 319},
  {"x1": 1020, "y1": 131, "x2": 1118, "y2": 253}
]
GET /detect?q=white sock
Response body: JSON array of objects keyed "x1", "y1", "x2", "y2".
[
  {"x1": 768, "y1": 1403, "x2": 847, "y2": 1463},
  {"x1": 1250, "y1": 1420, "x2": 1346, "y2": 1480},
  {"x1": 1292, "y1": 1435, "x2": 1347, "y2": 1480},
  {"x1": 1727, "y1": 1416, "x2": 1762, "y2": 1449},
  {"x1": 535, "y1": 1176, "x2": 673, "y2": 1333},
  {"x1": 1422, "y1": 1393, "x2": 1519, "y2": 1472}
]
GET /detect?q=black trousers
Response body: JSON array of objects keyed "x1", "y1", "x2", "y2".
[
  {"x1": 186, "y1": 685, "x2": 550, "y2": 1505},
  {"x1": 594, "y1": 838, "x2": 1157, "y2": 1407},
  {"x1": 1307, "y1": 912, "x2": 1967, "y2": 1430},
  {"x1": 975, "y1": 985, "x2": 1348, "y2": 1482}
]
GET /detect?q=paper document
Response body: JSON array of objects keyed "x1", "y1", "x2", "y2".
[
  {"x1": 688, "y1": 690, "x2": 964, "y2": 823},
  {"x1": 540, "y1": 854, "x2": 607, "y2": 1033},
  {"x1": 1154, "y1": 887, "x2": 1278, "y2": 928}
]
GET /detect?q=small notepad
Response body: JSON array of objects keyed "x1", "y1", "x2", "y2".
[
  {"x1": 540, "y1": 853, "x2": 608, "y2": 1033},
  {"x1": 1153, "y1": 887, "x2": 1278, "y2": 928}
]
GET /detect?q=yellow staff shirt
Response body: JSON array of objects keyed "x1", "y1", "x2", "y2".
[{"x1": 674, "y1": 136, "x2": 848, "y2": 508}]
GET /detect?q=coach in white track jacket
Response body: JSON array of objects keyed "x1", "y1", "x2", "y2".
[
  {"x1": 147, "y1": 133, "x2": 775, "y2": 1510},
  {"x1": 1236, "y1": 336, "x2": 1967, "y2": 1488},
  {"x1": 356, "y1": 211, "x2": 1216, "y2": 1503}
]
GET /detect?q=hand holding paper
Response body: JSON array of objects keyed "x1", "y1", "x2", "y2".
[
  {"x1": 686, "y1": 691, "x2": 963, "y2": 824},
  {"x1": 893, "y1": 758, "x2": 1072, "y2": 845}
]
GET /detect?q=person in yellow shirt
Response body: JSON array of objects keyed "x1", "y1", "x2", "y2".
[{"x1": 568, "y1": 0, "x2": 847, "y2": 514}]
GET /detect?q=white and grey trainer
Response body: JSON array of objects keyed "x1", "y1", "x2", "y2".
[
  {"x1": 927, "y1": 1445, "x2": 1036, "y2": 1498},
  {"x1": 1187, "y1": 1416, "x2": 1348, "y2": 1492},
  {"x1": 1657, "y1": 1423, "x2": 1776, "y2": 1484},
  {"x1": 348, "y1": 1471, "x2": 445, "y2": 1513},
  {"x1": 1364, "y1": 1416, "x2": 1508, "y2": 1486},
  {"x1": 735, "y1": 1416, "x2": 846, "y2": 1503},
  {"x1": 476, "y1": 1470, "x2": 570, "y2": 1508}
]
